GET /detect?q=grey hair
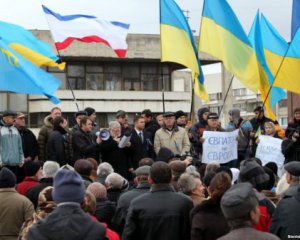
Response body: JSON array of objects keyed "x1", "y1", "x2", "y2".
[
  {"x1": 205, "y1": 161, "x2": 220, "y2": 176},
  {"x1": 186, "y1": 165, "x2": 201, "y2": 178},
  {"x1": 43, "y1": 161, "x2": 60, "y2": 178},
  {"x1": 97, "y1": 162, "x2": 114, "y2": 176},
  {"x1": 105, "y1": 173, "x2": 124, "y2": 189},
  {"x1": 178, "y1": 173, "x2": 197, "y2": 195},
  {"x1": 109, "y1": 121, "x2": 121, "y2": 129}
]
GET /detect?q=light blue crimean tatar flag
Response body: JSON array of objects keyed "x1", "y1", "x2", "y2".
[{"x1": 0, "y1": 38, "x2": 61, "y2": 103}]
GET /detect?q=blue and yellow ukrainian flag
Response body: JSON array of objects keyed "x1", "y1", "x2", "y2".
[
  {"x1": 248, "y1": 11, "x2": 286, "y2": 120},
  {"x1": 199, "y1": 0, "x2": 260, "y2": 93},
  {"x1": 270, "y1": 1, "x2": 300, "y2": 95},
  {"x1": 0, "y1": 21, "x2": 65, "y2": 70},
  {"x1": 0, "y1": 39, "x2": 61, "y2": 103},
  {"x1": 160, "y1": 0, "x2": 208, "y2": 101}
]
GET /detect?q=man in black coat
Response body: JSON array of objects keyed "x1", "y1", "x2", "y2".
[
  {"x1": 72, "y1": 116, "x2": 101, "y2": 164},
  {"x1": 14, "y1": 112, "x2": 39, "y2": 161},
  {"x1": 270, "y1": 186, "x2": 300, "y2": 239},
  {"x1": 129, "y1": 115, "x2": 155, "y2": 169},
  {"x1": 47, "y1": 117, "x2": 71, "y2": 166},
  {"x1": 28, "y1": 169, "x2": 106, "y2": 240},
  {"x1": 113, "y1": 166, "x2": 151, "y2": 235},
  {"x1": 122, "y1": 162, "x2": 193, "y2": 240},
  {"x1": 26, "y1": 161, "x2": 60, "y2": 209},
  {"x1": 141, "y1": 109, "x2": 160, "y2": 142}
]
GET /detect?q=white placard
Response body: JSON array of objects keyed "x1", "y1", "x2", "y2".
[
  {"x1": 202, "y1": 130, "x2": 239, "y2": 164},
  {"x1": 255, "y1": 135, "x2": 285, "y2": 176}
]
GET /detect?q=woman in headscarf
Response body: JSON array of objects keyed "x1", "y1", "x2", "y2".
[{"x1": 19, "y1": 187, "x2": 56, "y2": 240}]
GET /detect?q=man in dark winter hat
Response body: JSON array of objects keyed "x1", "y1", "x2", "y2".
[
  {"x1": 0, "y1": 167, "x2": 34, "y2": 239},
  {"x1": 28, "y1": 169, "x2": 106, "y2": 240}
]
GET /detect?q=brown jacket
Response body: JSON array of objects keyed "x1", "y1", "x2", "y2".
[{"x1": 0, "y1": 188, "x2": 34, "y2": 240}]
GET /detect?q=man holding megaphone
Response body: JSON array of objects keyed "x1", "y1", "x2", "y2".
[{"x1": 72, "y1": 116, "x2": 102, "y2": 165}]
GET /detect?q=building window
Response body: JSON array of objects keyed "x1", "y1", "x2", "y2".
[
  {"x1": 104, "y1": 65, "x2": 122, "y2": 91},
  {"x1": 280, "y1": 117, "x2": 288, "y2": 127},
  {"x1": 86, "y1": 65, "x2": 104, "y2": 90},
  {"x1": 233, "y1": 88, "x2": 247, "y2": 96},
  {"x1": 48, "y1": 67, "x2": 67, "y2": 89},
  {"x1": 123, "y1": 64, "x2": 140, "y2": 91},
  {"x1": 209, "y1": 92, "x2": 222, "y2": 101},
  {"x1": 278, "y1": 99, "x2": 288, "y2": 108},
  {"x1": 209, "y1": 106, "x2": 220, "y2": 114},
  {"x1": 67, "y1": 64, "x2": 85, "y2": 90},
  {"x1": 141, "y1": 64, "x2": 158, "y2": 91}
]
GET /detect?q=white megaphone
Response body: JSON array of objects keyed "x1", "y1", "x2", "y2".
[{"x1": 95, "y1": 129, "x2": 110, "y2": 141}]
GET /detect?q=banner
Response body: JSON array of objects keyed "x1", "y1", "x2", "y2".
[
  {"x1": 255, "y1": 135, "x2": 285, "y2": 176},
  {"x1": 202, "y1": 130, "x2": 239, "y2": 164}
]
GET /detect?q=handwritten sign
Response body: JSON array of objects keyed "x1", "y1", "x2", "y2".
[
  {"x1": 202, "y1": 130, "x2": 239, "y2": 164},
  {"x1": 255, "y1": 135, "x2": 284, "y2": 176}
]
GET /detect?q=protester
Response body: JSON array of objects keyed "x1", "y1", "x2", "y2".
[
  {"x1": 74, "y1": 159, "x2": 94, "y2": 188},
  {"x1": 270, "y1": 187, "x2": 300, "y2": 239},
  {"x1": 156, "y1": 147, "x2": 175, "y2": 162},
  {"x1": 71, "y1": 110, "x2": 87, "y2": 134},
  {"x1": 14, "y1": 112, "x2": 39, "y2": 162},
  {"x1": 190, "y1": 107, "x2": 210, "y2": 159},
  {"x1": 138, "y1": 157, "x2": 154, "y2": 167},
  {"x1": 238, "y1": 159, "x2": 275, "y2": 232},
  {"x1": 178, "y1": 172, "x2": 205, "y2": 206},
  {"x1": 249, "y1": 106, "x2": 274, "y2": 156},
  {"x1": 47, "y1": 116, "x2": 72, "y2": 166},
  {"x1": 175, "y1": 110, "x2": 188, "y2": 128},
  {"x1": 0, "y1": 167, "x2": 34, "y2": 239},
  {"x1": 116, "y1": 110, "x2": 132, "y2": 135},
  {"x1": 26, "y1": 161, "x2": 60, "y2": 209},
  {"x1": 19, "y1": 187, "x2": 56, "y2": 240},
  {"x1": 86, "y1": 158, "x2": 98, "y2": 181},
  {"x1": 113, "y1": 166, "x2": 151, "y2": 235},
  {"x1": 129, "y1": 115, "x2": 155, "y2": 169},
  {"x1": 83, "y1": 190, "x2": 120, "y2": 240},
  {"x1": 169, "y1": 160, "x2": 187, "y2": 191},
  {"x1": 105, "y1": 172, "x2": 125, "y2": 203},
  {"x1": 191, "y1": 172, "x2": 231, "y2": 240},
  {"x1": 37, "y1": 107, "x2": 68, "y2": 161},
  {"x1": 87, "y1": 182, "x2": 116, "y2": 227},
  {"x1": 219, "y1": 183, "x2": 279, "y2": 240},
  {"x1": 155, "y1": 114, "x2": 164, "y2": 127},
  {"x1": 101, "y1": 121, "x2": 133, "y2": 179},
  {"x1": 27, "y1": 169, "x2": 106, "y2": 239},
  {"x1": 122, "y1": 162, "x2": 193, "y2": 240},
  {"x1": 226, "y1": 108, "x2": 252, "y2": 163},
  {"x1": 84, "y1": 107, "x2": 99, "y2": 135},
  {"x1": 16, "y1": 161, "x2": 42, "y2": 195},
  {"x1": 141, "y1": 109, "x2": 160, "y2": 142},
  {"x1": 0, "y1": 110, "x2": 24, "y2": 180},
  {"x1": 154, "y1": 112, "x2": 190, "y2": 156},
  {"x1": 282, "y1": 110, "x2": 300, "y2": 162},
  {"x1": 72, "y1": 116, "x2": 101, "y2": 163},
  {"x1": 260, "y1": 166, "x2": 280, "y2": 205},
  {"x1": 280, "y1": 161, "x2": 300, "y2": 199},
  {"x1": 96, "y1": 162, "x2": 114, "y2": 185}
]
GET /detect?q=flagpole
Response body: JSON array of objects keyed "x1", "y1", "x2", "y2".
[
  {"x1": 159, "y1": 0, "x2": 166, "y2": 113},
  {"x1": 218, "y1": 74, "x2": 234, "y2": 116},
  {"x1": 42, "y1": 6, "x2": 80, "y2": 111},
  {"x1": 262, "y1": 44, "x2": 291, "y2": 109}
]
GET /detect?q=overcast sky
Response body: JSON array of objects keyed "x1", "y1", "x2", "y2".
[{"x1": 0, "y1": 0, "x2": 293, "y2": 41}]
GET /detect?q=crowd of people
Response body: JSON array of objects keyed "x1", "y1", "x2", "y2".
[{"x1": 0, "y1": 105, "x2": 300, "y2": 239}]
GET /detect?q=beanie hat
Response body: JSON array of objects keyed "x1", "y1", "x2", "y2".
[
  {"x1": 175, "y1": 110, "x2": 186, "y2": 120},
  {"x1": 238, "y1": 159, "x2": 269, "y2": 188},
  {"x1": 24, "y1": 161, "x2": 42, "y2": 177},
  {"x1": 84, "y1": 107, "x2": 96, "y2": 117},
  {"x1": 87, "y1": 182, "x2": 107, "y2": 199},
  {"x1": 156, "y1": 147, "x2": 174, "y2": 162},
  {"x1": 74, "y1": 110, "x2": 87, "y2": 119},
  {"x1": 0, "y1": 167, "x2": 16, "y2": 188},
  {"x1": 221, "y1": 182, "x2": 258, "y2": 220},
  {"x1": 52, "y1": 169, "x2": 85, "y2": 204}
]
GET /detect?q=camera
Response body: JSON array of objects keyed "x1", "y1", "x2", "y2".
[{"x1": 95, "y1": 129, "x2": 110, "y2": 141}]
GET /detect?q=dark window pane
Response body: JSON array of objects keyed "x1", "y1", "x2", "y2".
[
  {"x1": 86, "y1": 65, "x2": 103, "y2": 73},
  {"x1": 68, "y1": 65, "x2": 84, "y2": 77},
  {"x1": 105, "y1": 74, "x2": 121, "y2": 90},
  {"x1": 68, "y1": 77, "x2": 85, "y2": 90},
  {"x1": 87, "y1": 73, "x2": 105, "y2": 90}
]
